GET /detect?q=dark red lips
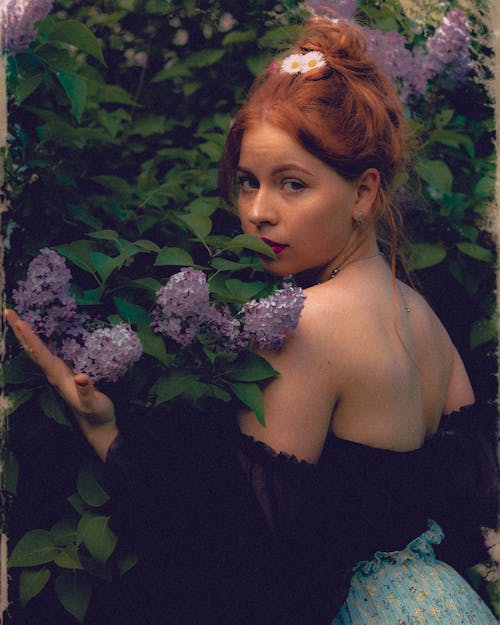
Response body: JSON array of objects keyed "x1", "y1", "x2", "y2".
[{"x1": 261, "y1": 237, "x2": 287, "y2": 255}]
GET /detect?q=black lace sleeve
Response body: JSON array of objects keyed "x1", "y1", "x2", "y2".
[{"x1": 427, "y1": 404, "x2": 499, "y2": 571}]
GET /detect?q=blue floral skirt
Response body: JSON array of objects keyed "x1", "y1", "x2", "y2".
[{"x1": 332, "y1": 520, "x2": 498, "y2": 624}]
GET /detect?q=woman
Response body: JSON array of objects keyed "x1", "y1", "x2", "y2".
[{"x1": 6, "y1": 16, "x2": 498, "y2": 625}]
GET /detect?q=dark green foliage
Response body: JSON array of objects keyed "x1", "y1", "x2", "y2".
[{"x1": 3, "y1": 0, "x2": 496, "y2": 622}]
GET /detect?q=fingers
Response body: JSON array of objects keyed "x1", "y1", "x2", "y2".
[{"x1": 4, "y1": 308, "x2": 73, "y2": 385}]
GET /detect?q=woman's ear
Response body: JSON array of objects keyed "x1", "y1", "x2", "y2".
[{"x1": 353, "y1": 168, "x2": 380, "y2": 218}]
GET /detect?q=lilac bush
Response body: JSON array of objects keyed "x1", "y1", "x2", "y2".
[
  {"x1": 13, "y1": 249, "x2": 142, "y2": 381},
  {"x1": 1, "y1": 0, "x2": 54, "y2": 54}
]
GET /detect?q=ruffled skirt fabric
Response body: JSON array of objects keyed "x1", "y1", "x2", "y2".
[{"x1": 332, "y1": 520, "x2": 498, "y2": 624}]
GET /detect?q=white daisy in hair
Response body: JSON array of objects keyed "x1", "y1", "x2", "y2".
[
  {"x1": 281, "y1": 53, "x2": 305, "y2": 74},
  {"x1": 301, "y1": 50, "x2": 326, "y2": 71}
]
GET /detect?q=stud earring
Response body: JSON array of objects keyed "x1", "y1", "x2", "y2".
[{"x1": 356, "y1": 211, "x2": 365, "y2": 225}]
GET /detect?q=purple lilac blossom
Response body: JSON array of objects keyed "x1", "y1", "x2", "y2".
[
  {"x1": 204, "y1": 305, "x2": 243, "y2": 352},
  {"x1": 365, "y1": 29, "x2": 416, "y2": 102},
  {"x1": 13, "y1": 248, "x2": 86, "y2": 338},
  {"x1": 151, "y1": 267, "x2": 212, "y2": 345},
  {"x1": 1, "y1": 0, "x2": 54, "y2": 54},
  {"x1": 306, "y1": 0, "x2": 356, "y2": 21},
  {"x1": 60, "y1": 324, "x2": 143, "y2": 383},
  {"x1": 424, "y1": 9, "x2": 471, "y2": 84},
  {"x1": 240, "y1": 282, "x2": 306, "y2": 351}
]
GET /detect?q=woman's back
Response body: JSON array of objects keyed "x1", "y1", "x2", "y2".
[{"x1": 239, "y1": 255, "x2": 475, "y2": 459}]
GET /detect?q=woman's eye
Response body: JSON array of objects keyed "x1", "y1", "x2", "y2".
[
  {"x1": 237, "y1": 176, "x2": 258, "y2": 192},
  {"x1": 282, "y1": 179, "x2": 305, "y2": 192}
]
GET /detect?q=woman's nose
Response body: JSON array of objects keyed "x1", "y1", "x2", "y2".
[{"x1": 246, "y1": 189, "x2": 278, "y2": 227}]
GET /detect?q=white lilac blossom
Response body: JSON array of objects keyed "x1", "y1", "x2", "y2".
[
  {"x1": 240, "y1": 282, "x2": 306, "y2": 351},
  {"x1": 151, "y1": 267, "x2": 211, "y2": 345},
  {"x1": 12, "y1": 248, "x2": 86, "y2": 338},
  {"x1": 60, "y1": 324, "x2": 143, "y2": 383},
  {"x1": 1, "y1": 0, "x2": 54, "y2": 54},
  {"x1": 424, "y1": 9, "x2": 471, "y2": 84}
]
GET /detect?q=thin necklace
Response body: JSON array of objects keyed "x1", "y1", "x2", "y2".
[
  {"x1": 327, "y1": 251, "x2": 382, "y2": 280},
  {"x1": 325, "y1": 252, "x2": 411, "y2": 313}
]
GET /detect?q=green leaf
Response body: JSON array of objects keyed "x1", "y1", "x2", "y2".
[
  {"x1": 133, "y1": 239, "x2": 161, "y2": 253},
  {"x1": 51, "y1": 519, "x2": 78, "y2": 547},
  {"x1": 427, "y1": 129, "x2": 475, "y2": 156},
  {"x1": 75, "y1": 287, "x2": 104, "y2": 306},
  {"x1": 40, "y1": 387, "x2": 71, "y2": 426},
  {"x1": 222, "y1": 29, "x2": 256, "y2": 46},
  {"x1": 246, "y1": 53, "x2": 272, "y2": 76},
  {"x1": 1, "y1": 448, "x2": 19, "y2": 495},
  {"x1": 9, "y1": 530, "x2": 60, "y2": 567},
  {"x1": 470, "y1": 317, "x2": 497, "y2": 350},
  {"x1": 54, "y1": 71, "x2": 87, "y2": 122},
  {"x1": 137, "y1": 325, "x2": 168, "y2": 366},
  {"x1": 113, "y1": 297, "x2": 150, "y2": 325},
  {"x1": 81, "y1": 516, "x2": 117, "y2": 564},
  {"x1": 67, "y1": 493, "x2": 88, "y2": 516},
  {"x1": 2, "y1": 389, "x2": 35, "y2": 418},
  {"x1": 227, "y1": 382, "x2": 265, "y2": 426},
  {"x1": 47, "y1": 20, "x2": 106, "y2": 65},
  {"x1": 221, "y1": 234, "x2": 277, "y2": 258},
  {"x1": 54, "y1": 571, "x2": 92, "y2": 623},
  {"x1": 2, "y1": 353, "x2": 39, "y2": 384},
  {"x1": 77, "y1": 458, "x2": 109, "y2": 507},
  {"x1": 258, "y1": 25, "x2": 300, "y2": 49},
  {"x1": 154, "y1": 247, "x2": 194, "y2": 266},
  {"x1": 87, "y1": 229, "x2": 119, "y2": 241},
  {"x1": 226, "y1": 352, "x2": 279, "y2": 382},
  {"x1": 90, "y1": 251, "x2": 119, "y2": 283},
  {"x1": 179, "y1": 213, "x2": 212, "y2": 239},
  {"x1": 19, "y1": 569, "x2": 51, "y2": 608},
  {"x1": 154, "y1": 372, "x2": 200, "y2": 404},
  {"x1": 132, "y1": 277, "x2": 162, "y2": 292},
  {"x1": 55, "y1": 241, "x2": 95, "y2": 274},
  {"x1": 210, "y1": 258, "x2": 256, "y2": 272},
  {"x1": 91, "y1": 176, "x2": 132, "y2": 200},
  {"x1": 186, "y1": 48, "x2": 225, "y2": 68},
  {"x1": 408, "y1": 242, "x2": 446, "y2": 270},
  {"x1": 434, "y1": 108, "x2": 454, "y2": 128},
  {"x1": 457, "y1": 242, "x2": 494, "y2": 263},
  {"x1": 225, "y1": 278, "x2": 267, "y2": 301},
  {"x1": 54, "y1": 543, "x2": 84, "y2": 570},
  {"x1": 118, "y1": 552, "x2": 140, "y2": 576},
  {"x1": 15, "y1": 71, "x2": 43, "y2": 104},
  {"x1": 415, "y1": 159, "x2": 453, "y2": 196}
]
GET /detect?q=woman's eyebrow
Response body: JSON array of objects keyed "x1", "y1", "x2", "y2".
[{"x1": 237, "y1": 164, "x2": 314, "y2": 176}]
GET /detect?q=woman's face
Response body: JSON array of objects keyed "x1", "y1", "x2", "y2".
[{"x1": 237, "y1": 123, "x2": 363, "y2": 283}]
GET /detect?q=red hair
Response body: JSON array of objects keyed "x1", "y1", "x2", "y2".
[{"x1": 218, "y1": 17, "x2": 410, "y2": 274}]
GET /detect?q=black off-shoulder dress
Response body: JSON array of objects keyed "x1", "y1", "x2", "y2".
[{"x1": 86, "y1": 404, "x2": 498, "y2": 625}]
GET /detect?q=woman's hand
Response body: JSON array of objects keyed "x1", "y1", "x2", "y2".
[{"x1": 4, "y1": 309, "x2": 118, "y2": 461}]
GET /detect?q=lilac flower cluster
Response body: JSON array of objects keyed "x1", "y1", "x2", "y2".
[
  {"x1": 1, "y1": 0, "x2": 54, "y2": 54},
  {"x1": 151, "y1": 268, "x2": 305, "y2": 352},
  {"x1": 365, "y1": 9, "x2": 471, "y2": 101},
  {"x1": 60, "y1": 324, "x2": 143, "y2": 383},
  {"x1": 304, "y1": 3, "x2": 472, "y2": 102},
  {"x1": 424, "y1": 9, "x2": 471, "y2": 84},
  {"x1": 13, "y1": 249, "x2": 142, "y2": 382},
  {"x1": 239, "y1": 282, "x2": 306, "y2": 351},
  {"x1": 12, "y1": 248, "x2": 86, "y2": 340}
]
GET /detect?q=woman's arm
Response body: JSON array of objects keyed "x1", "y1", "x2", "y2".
[{"x1": 5, "y1": 309, "x2": 117, "y2": 460}]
